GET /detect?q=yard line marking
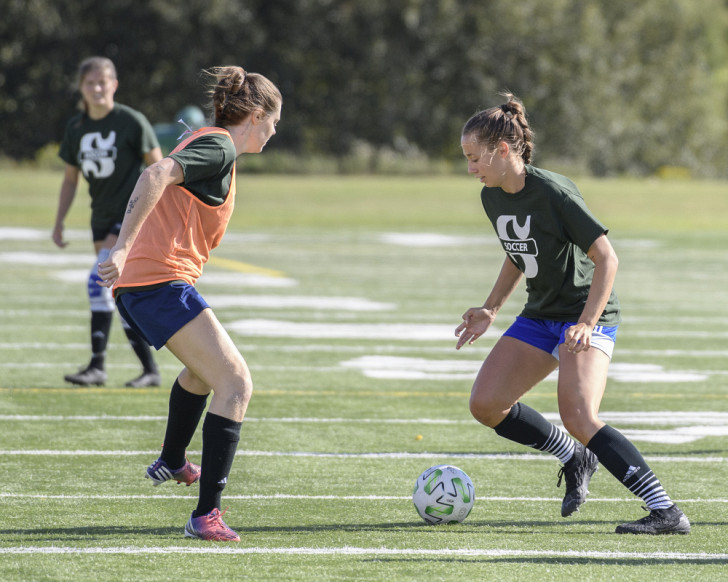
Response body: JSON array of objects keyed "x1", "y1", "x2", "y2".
[
  {"x1": 1, "y1": 493, "x2": 726, "y2": 503},
  {"x1": 2, "y1": 411, "x2": 728, "y2": 425},
  {"x1": 5, "y1": 341, "x2": 728, "y2": 358},
  {"x1": 206, "y1": 255, "x2": 286, "y2": 278},
  {"x1": 3, "y1": 411, "x2": 727, "y2": 445},
  {"x1": 0, "y1": 449, "x2": 724, "y2": 463},
  {"x1": 0, "y1": 546, "x2": 725, "y2": 560},
  {"x1": 227, "y1": 319, "x2": 503, "y2": 341},
  {"x1": 205, "y1": 294, "x2": 395, "y2": 311}
]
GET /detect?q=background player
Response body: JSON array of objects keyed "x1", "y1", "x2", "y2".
[{"x1": 53, "y1": 56, "x2": 162, "y2": 387}]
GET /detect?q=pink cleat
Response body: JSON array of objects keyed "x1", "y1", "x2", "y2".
[
  {"x1": 145, "y1": 457, "x2": 201, "y2": 486},
  {"x1": 184, "y1": 508, "x2": 240, "y2": 542}
]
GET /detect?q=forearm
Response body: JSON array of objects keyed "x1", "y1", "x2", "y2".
[
  {"x1": 54, "y1": 166, "x2": 79, "y2": 227},
  {"x1": 481, "y1": 257, "x2": 523, "y2": 313},
  {"x1": 579, "y1": 236, "x2": 618, "y2": 327},
  {"x1": 54, "y1": 182, "x2": 76, "y2": 227}
]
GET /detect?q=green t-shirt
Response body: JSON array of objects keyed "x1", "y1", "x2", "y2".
[
  {"x1": 59, "y1": 103, "x2": 159, "y2": 229},
  {"x1": 169, "y1": 132, "x2": 236, "y2": 206},
  {"x1": 480, "y1": 165, "x2": 621, "y2": 325}
]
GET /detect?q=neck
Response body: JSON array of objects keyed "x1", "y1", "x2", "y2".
[
  {"x1": 501, "y1": 162, "x2": 527, "y2": 194},
  {"x1": 226, "y1": 120, "x2": 254, "y2": 156},
  {"x1": 86, "y1": 103, "x2": 113, "y2": 120}
]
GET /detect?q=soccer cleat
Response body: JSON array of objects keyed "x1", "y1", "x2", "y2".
[
  {"x1": 125, "y1": 371, "x2": 161, "y2": 388},
  {"x1": 64, "y1": 365, "x2": 107, "y2": 386},
  {"x1": 145, "y1": 457, "x2": 201, "y2": 487},
  {"x1": 184, "y1": 508, "x2": 240, "y2": 542},
  {"x1": 557, "y1": 442, "x2": 599, "y2": 517},
  {"x1": 615, "y1": 504, "x2": 691, "y2": 535}
]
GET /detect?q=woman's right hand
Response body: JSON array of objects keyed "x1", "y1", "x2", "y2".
[
  {"x1": 96, "y1": 247, "x2": 126, "y2": 288},
  {"x1": 454, "y1": 306, "x2": 496, "y2": 350},
  {"x1": 52, "y1": 224, "x2": 67, "y2": 248}
]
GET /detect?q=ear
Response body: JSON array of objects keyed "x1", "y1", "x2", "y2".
[
  {"x1": 497, "y1": 141, "x2": 510, "y2": 158},
  {"x1": 251, "y1": 108, "x2": 266, "y2": 125}
]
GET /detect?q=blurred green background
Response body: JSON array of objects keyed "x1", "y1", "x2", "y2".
[{"x1": 3, "y1": 0, "x2": 728, "y2": 178}]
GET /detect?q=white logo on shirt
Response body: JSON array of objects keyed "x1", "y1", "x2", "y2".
[
  {"x1": 79, "y1": 131, "x2": 117, "y2": 178},
  {"x1": 496, "y1": 215, "x2": 538, "y2": 277}
]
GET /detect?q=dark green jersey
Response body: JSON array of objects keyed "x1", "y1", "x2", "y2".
[
  {"x1": 169, "y1": 132, "x2": 236, "y2": 206},
  {"x1": 481, "y1": 165, "x2": 621, "y2": 325},
  {"x1": 59, "y1": 103, "x2": 159, "y2": 229}
]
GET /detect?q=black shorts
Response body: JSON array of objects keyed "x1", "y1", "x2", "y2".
[{"x1": 92, "y1": 222, "x2": 123, "y2": 242}]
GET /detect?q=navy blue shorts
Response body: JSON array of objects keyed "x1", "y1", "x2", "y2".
[
  {"x1": 503, "y1": 316, "x2": 618, "y2": 360},
  {"x1": 116, "y1": 282, "x2": 209, "y2": 350}
]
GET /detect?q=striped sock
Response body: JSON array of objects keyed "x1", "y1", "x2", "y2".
[
  {"x1": 494, "y1": 403, "x2": 576, "y2": 464},
  {"x1": 537, "y1": 424, "x2": 576, "y2": 464}
]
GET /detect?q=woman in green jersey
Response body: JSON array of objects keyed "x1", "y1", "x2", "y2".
[
  {"x1": 53, "y1": 56, "x2": 162, "y2": 388},
  {"x1": 456, "y1": 93, "x2": 689, "y2": 535}
]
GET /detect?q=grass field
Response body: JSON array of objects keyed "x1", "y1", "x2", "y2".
[{"x1": 1, "y1": 169, "x2": 727, "y2": 581}]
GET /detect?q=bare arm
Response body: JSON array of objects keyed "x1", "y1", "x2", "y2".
[
  {"x1": 144, "y1": 147, "x2": 163, "y2": 166},
  {"x1": 97, "y1": 157, "x2": 184, "y2": 287},
  {"x1": 455, "y1": 257, "x2": 523, "y2": 350},
  {"x1": 52, "y1": 164, "x2": 80, "y2": 248},
  {"x1": 563, "y1": 233, "x2": 619, "y2": 353}
]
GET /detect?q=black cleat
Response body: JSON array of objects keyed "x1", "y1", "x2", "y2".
[
  {"x1": 64, "y1": 366, "x2": 107, "y2": 386},
  {"x1": 125, "y1": 371, "x2": 161, "y2": 388},
  {"x1": 557, "y1": 442, "x2": 599, "y2": 517},
  {"x1": 615, "y1": 504, "x2": 691, "y2": 535}
]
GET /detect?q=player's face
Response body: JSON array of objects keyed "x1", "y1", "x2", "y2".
[
  {"x1": 461, "y1": 135, "x2": 504, "y2": 188},
  {"x1": 247, "y1": 103, "x2": 281, "y2": 153},
  {"x1": 80, "y1": 69, "x2": 118, "y2": 115}
]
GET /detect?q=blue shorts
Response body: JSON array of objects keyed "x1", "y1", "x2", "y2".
[
  {"x1": 116, "y1": 282, "x2": 209, "y2": 350},
  {"x1": 503, "y1": 316, "x2": 618, "y2": 360}
]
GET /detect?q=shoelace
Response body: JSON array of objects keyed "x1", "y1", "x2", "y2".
[
  {"x1": 206, "y1": 507, "x2": 230, "y2": 526},
  {"x1": 556, "y1": 466, "x2": 566, "y2": 488}
]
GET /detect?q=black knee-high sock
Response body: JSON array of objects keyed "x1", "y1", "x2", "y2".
[
  {"x1": 159, "y1": 379, "x2": 209, "y2": 469},
  {"x1": 89, "y1": 311, "x2": 113, "y2": 370},
  {"x1": 493, "y1": 402, "x2": 576, "y2": 463},
  {"x1": 122, "y1": 325, "x2": 158, "y2": 373},
  {"x1": 587, "y1": 424, "x2": 673, "y2": 509},
  {"x1": 194, "y1": 412, "x2": 242, "y2": 517}
]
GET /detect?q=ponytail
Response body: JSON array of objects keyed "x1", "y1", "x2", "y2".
[{"x1": 463, "y1": 93, "x2": 534, "y2": 163}]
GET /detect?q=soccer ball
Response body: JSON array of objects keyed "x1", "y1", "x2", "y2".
[{"x1": 412, "y1": 464, "x2": 475, "y2": 524}]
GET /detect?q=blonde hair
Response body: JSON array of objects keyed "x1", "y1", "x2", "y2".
[
  {"x1": 462, "y1": 93, "x2": 534, "y2": 163},
  {"x1": 206, "y1": 66, "x2": 281, "y2": 127}
]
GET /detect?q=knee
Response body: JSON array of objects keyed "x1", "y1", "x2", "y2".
[
  {"x1": 469, "y1": 391, "x2": 507, "y2": 428},
  {"x1": 560, "y1": 410, "x2": 600, "y2": 444},
  {"x1": 225, "y1": 364, "x2": 253, "y2": 407}
]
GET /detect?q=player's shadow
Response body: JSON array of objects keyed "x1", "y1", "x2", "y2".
[
  {"x1": 4, "y1": 519, "x2": 724, "y2": 541},
  {"x1": 230, "y1": 519, "x2": 615, "y2": 535},
  {"x1": 367, "y1": 556, "x2": 728, "y2": 566},
  {"x1": 0, "y1": 525, "x2": 183, "y2": 541}
]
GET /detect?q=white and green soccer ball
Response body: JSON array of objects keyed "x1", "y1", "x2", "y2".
[{"x1": 412, "y1": 464, "x2": 475, "y2": 524}]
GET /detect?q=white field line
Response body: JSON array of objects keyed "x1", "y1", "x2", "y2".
[
  {"x1": 0, "y1": 449, "x2": 724, "y2": 463},
  {"x1": 1, "y1": 492, "x2": 726, "y2": 504},
  {"x1": 2, "y1": 413, "x2": 726, "y2": 445},
  {"x1": 2, "y1": 411, "x2": 728, "y2": 426},
  {"x1": 5, "y1": 341, "x2": 728, "y2": 359},
  {"x1": 3, "y1": 361, "x2": 728, "y2": 383},
  {"x1": 0, "y1": 546, "x2": 725, "y2": 560}
]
